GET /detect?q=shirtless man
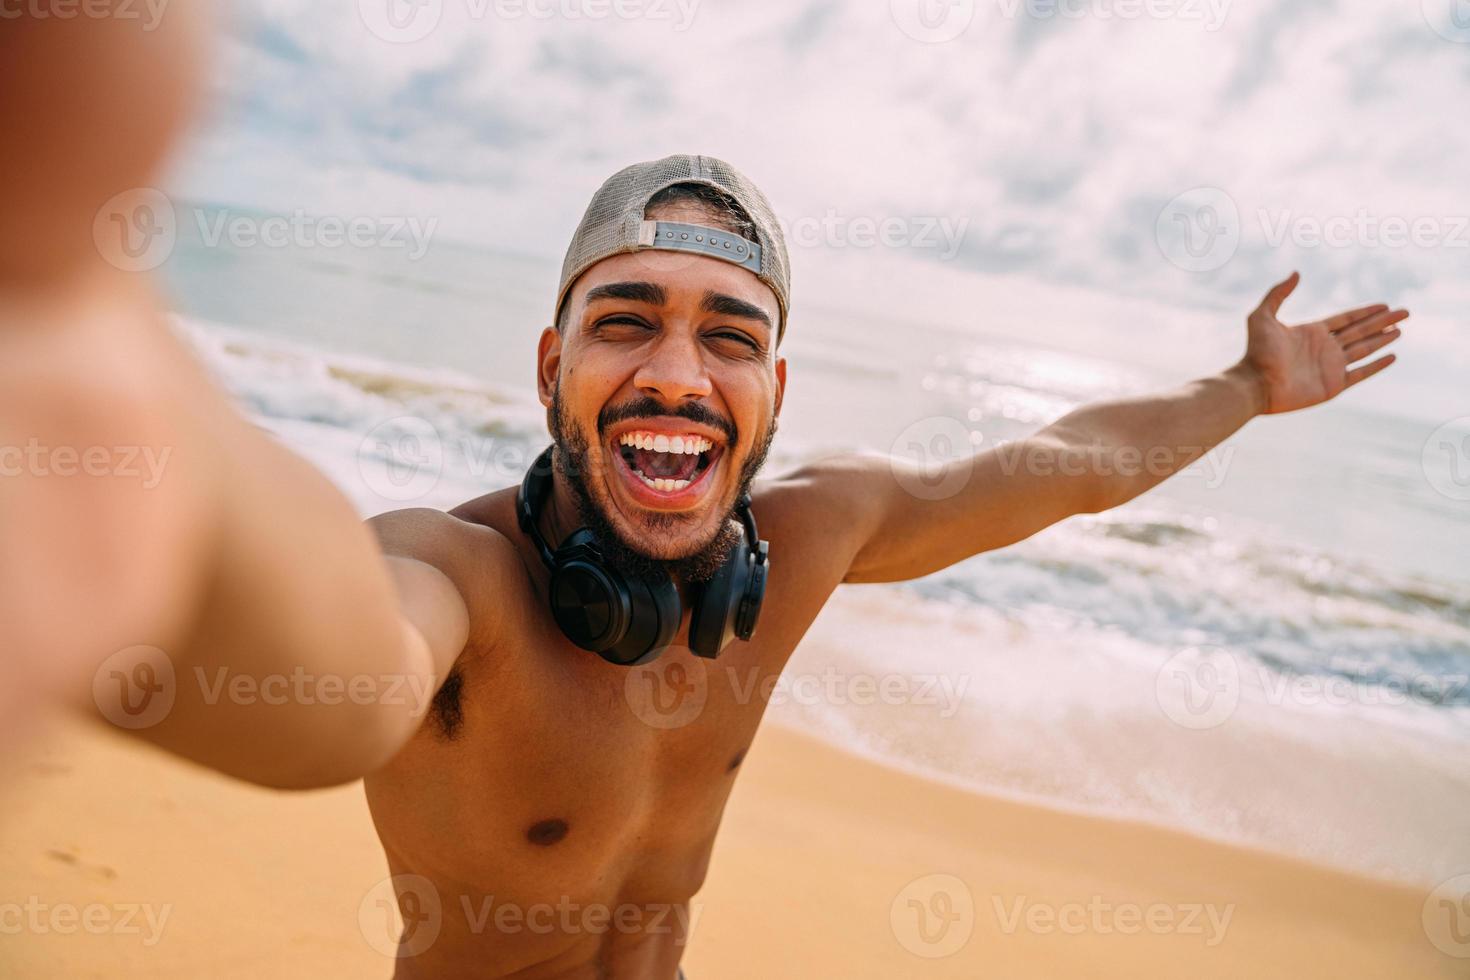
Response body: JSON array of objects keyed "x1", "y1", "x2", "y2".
[{"x1": 6, "y1": 11, "x2": 1408, "y2": 979}]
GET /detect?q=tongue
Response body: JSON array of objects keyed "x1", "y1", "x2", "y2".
[{"x1": 633, "y1": 447, "x2": 699, "y2": 481}]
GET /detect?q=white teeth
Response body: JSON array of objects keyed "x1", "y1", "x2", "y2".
[
  {"x1": 633, "y1": 472, "x2": 692, "y2": 492},
  {"x1": 617, "y1": 432, "x2": 713, "y2": 455}
]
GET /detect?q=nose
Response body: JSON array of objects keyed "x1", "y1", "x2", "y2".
[{"x1": 632, "y1": 331, "x2": 712, "y2": 405}]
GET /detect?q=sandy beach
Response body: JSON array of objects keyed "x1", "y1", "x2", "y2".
[{"x1": 1, "y1": 713, "x2": 1454, "y2": 979}]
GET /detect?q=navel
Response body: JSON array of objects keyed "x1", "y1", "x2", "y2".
[
  {"x1": 727, "y1": 747, "x2": 748, "y2": 773},
  {"x1": 526, "y1": 818, "x2": 569, "y2": 846}
]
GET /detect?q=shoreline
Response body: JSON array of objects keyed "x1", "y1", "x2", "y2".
[{"x1": 1, "y1": 714, "x2": 1456, "y2": 978}]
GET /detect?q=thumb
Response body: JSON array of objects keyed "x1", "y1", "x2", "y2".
[{"x1": 1256, "y1": 271, "x2": 1300, "y2": 318}]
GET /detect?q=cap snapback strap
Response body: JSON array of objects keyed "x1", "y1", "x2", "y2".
[{"x1": 637, "y1": 220, "x2": 763, "y2": 274}]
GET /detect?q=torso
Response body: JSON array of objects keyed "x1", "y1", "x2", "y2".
[{"x1": 364, "y1": 477, "x2": 858, "y2": 979}]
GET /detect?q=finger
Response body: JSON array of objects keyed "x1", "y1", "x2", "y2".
[
  {"x1": 1343, "y1": 326, "x2": 1402, "y2": 363},
  {"x1": 1257, "y1": 271, "x2": 1300, "y2": 317},
  {"x1": 1336, "y1": 308, "x2": 1409, "y2": 346},
  {"x1": 1345, "y1": 353, "x2": 1396, "y2": 388},
  {"x1": 1321, "y1": 303, "x2": 1389, "y2": 333}
]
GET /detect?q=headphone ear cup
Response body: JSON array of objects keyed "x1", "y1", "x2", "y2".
[
  {"x1": 548, "y1": 556, "x2": 630, "y2": 654},
  {"x1": 688, "y1": 536, "x2": 753, "y2": 659},
  {"x1": 735, "y1": 540, "x2": 768, "y2": 641},
  {"x1": 602, "y1": 572, "x2": 681, "y2": 667}
]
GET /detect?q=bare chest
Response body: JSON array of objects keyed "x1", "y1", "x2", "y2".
[{"x1": 364, "y1": 626, "x2": 782, "y2": 914}]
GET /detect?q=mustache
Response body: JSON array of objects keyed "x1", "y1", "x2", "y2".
[{"x1": 597, "y1": 396, "x2": 738, "y2": 450}]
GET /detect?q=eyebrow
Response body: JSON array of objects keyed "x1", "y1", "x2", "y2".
[
  {"x1": 700, "y1": 290, "x2": 772, "y2": 330},
  {"x1": 584, "y1": 281, "x2": 667, "y2": 306},
  {"x1": 582, "y1": 282, "x2": 774, "y2": 332}
]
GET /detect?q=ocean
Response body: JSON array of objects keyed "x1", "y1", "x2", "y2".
[{"x1": 160, "y1": 203, "x2": 1469, "y2": 886}]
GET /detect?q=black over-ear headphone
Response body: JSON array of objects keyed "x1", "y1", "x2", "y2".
[{"x1": 516, "y1": 445, "x2": 768, "y2": 666}]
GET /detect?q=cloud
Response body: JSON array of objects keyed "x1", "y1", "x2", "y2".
[{"x1": 170, "y1": 0, "x2": 1470, "y2": 420}]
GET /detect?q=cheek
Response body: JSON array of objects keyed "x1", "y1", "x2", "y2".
[
  {"x1": 723, "y1": 374, "x2": 777, "y2": 444},
  {"x1": 558, "y1": 357, "x2": 631, "y2": 446}
]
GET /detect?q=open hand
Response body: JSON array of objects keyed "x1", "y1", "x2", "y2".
[{"x1": 1240, "y1": 272, "x2": 1405, "y2": 415}]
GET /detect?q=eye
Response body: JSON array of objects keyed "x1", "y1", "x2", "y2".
[
  {"x1": 708, "y1": 329, "x2": 760, "y2": 351},
  {"x1": 594, "y1": 315, "x2": 655, "y2": 335}
]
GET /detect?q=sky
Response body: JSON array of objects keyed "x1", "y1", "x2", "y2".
[{"x1": 168, "y1": 0, "x2": 1470, "y2": 422}]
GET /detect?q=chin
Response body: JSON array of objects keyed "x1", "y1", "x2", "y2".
[{"x1": 585, "y1": 482, "x2": 743, "y2": 584}]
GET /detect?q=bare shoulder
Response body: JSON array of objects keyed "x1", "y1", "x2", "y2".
[
  {"x1": 749, "y1": 451, "x2": 890, "y2": 582},
  {"x1": 368, "y1": 490, "x2": 534, "y2": 646},
  {"x1": 369, "y1": 501, "x2": 517, "y2": 568}
]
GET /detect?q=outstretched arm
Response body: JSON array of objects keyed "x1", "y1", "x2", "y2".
[
  {"x1": 3, "y1": 8, "x2": 473, "y2": 788},
  {"x1": 824, "y1": 274, "x2": 1405, "y2": 583}
]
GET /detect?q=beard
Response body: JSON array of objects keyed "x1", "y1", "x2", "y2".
[{"x1": 548, "y1": 387, "x2": 776, "y2": 584}]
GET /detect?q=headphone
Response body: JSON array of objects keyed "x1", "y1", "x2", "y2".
[{"x1": 516, "y1": 444, "x2": 769, "y2": 666}]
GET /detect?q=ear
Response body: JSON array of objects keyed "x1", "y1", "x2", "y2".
[
  {"x1": 772, "y1": 355, "x2": 788, "y2": 418},
  {"x1": 537, "y1": 325, "x2": 561, "y2": 408}
]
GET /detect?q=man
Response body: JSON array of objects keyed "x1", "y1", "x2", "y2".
[
  {"x1": 5, "y1": 15, "x2": 1407, "y2": 980},
  {"x1": 351, "y1": 155, "x2": 1405, "y2": 978}
]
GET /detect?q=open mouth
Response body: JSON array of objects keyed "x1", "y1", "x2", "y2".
[{"x1": 613, "y1": 429, "x2": 722, "y2": 498}]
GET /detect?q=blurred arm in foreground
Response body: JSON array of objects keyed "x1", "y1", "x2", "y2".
[{"x1": 0, "y1": 6, "x2": 467, "y2": 788}]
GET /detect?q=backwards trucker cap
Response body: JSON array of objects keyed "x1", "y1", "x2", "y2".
[{"x1": 555, "y1": 154, "x2": 791, "y2": 343}]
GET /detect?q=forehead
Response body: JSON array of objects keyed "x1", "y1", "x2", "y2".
[{"x1": 568, "y1": 249, "x2": 780, "y2": 323}]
